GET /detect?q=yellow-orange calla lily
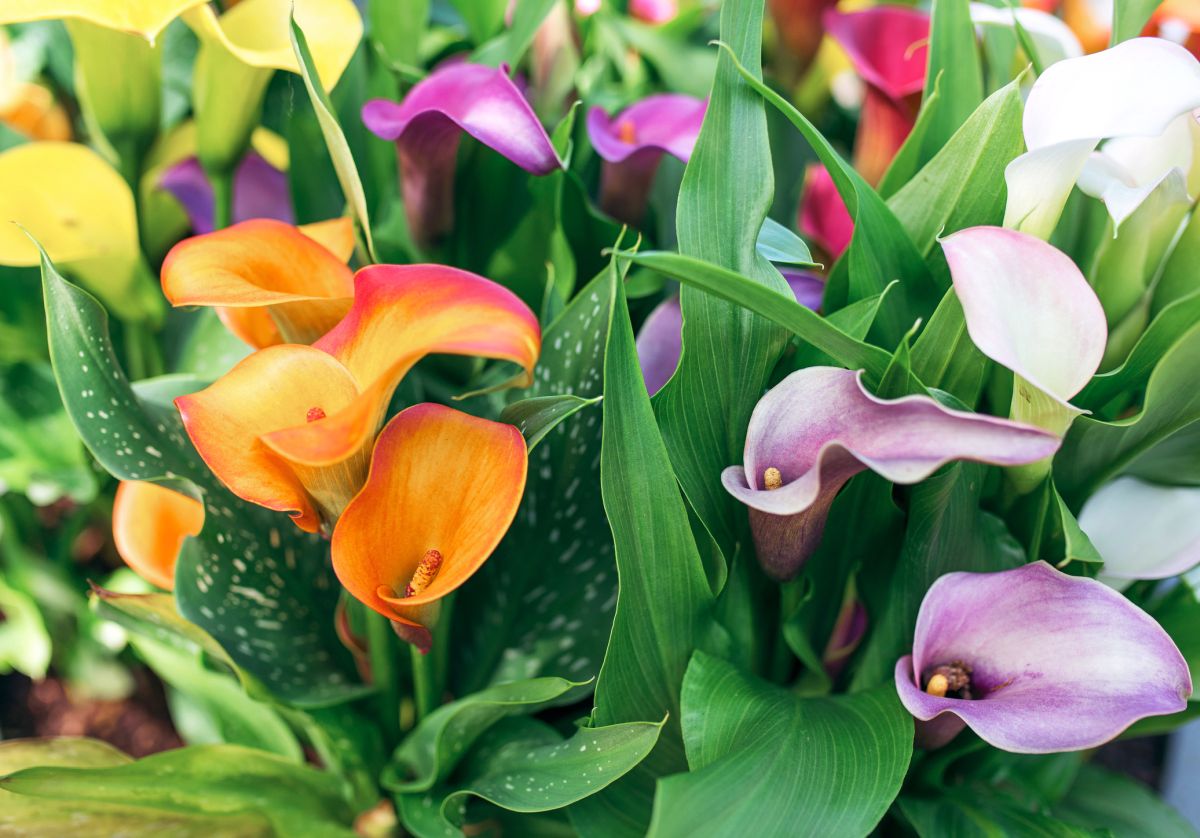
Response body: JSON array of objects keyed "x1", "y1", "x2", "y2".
[
  {"x1": 176, "y1": 265, "x2": 540, "y2": 533},
  {"x1": 162, "y1": 217, "x2": 357, "y2": 348},
  {"x1": 0, "y1": 32, "x2": 71, "y2": 140},
  {"x1": 0, "y1": 0, "x2": 205, "y2": 39},
  {"x1": 112, "y1": 481, "x2": 205, "y2": 590},
  {"x1": 331, "y1": 404, "x2": 527, "y2": 651}
]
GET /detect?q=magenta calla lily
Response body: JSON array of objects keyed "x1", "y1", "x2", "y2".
[
  {"x1": 586, "y1": 93, "x2": 706, "y2": 224},
  {"x1": 636, "y1": 269, "x2": 821, "y2": 396},
  {"x1": 362, "y1": 61, "x2": 562, "y2": 247},
  {"x1": 629, "y1": 0, "x2": 677, "y2": 24},
  {"x1": 895, "y1": 562, "x2": 1192, "y2": 753},
  {"x1": 721, "y1": 367, "x2": 1062, "y2": 580},
  {"x1": 799, "y1": 164, "x2": 854, "y2": 261},
  {"x1": 160, "y1": 152, "x2": 293, "y2": 235},
  {"x1": 824, "y1": 6, "x2": 929, "y2": 186}
]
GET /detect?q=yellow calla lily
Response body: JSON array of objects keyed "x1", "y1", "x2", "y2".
[
  {"x1": 0, "y1": 142, "x2": 161, "y2": 322},
  {"x1": 0, "y1": 0, "x2": 205, "y2": 39}
]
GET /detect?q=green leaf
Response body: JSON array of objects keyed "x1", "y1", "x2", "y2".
[
  {"x1": 650, "y1": 0, "x2": 791, "y2": 569},
  {"x1": 500, "y1": 394, "x2": 602, "y2": 451},
  {"x1": 755, "y1": 217, "x2": 817, "y2": 267},
  {"x1": 0, "y1": 738, "x2": 131, "y2": 773},
  {"x1": 290, "y1": 15, "x2": 377, "y2": 261},
  {"x1": 0, "y1": 574, "x2": 51, "y2": 678},
  {"x1": 1111, "y1": 0, "x2": 1164, "y2": 46},
  {"x1": 91, "y1": 589, "x2": 235, "y2": 672},
  {"x1": 450, "y1": 0, "x2": 507, "y2": 45},
  {"x1": 608, "y1": 17, "x2": 718, "y2": 99},
  {"x1": 920, "y1": 0, "x2": 985, "y2": 160},
  {"x1": 910, "y1": 288, "x2": 988, "y2": 406},
  {"x1": 368, "y1": 0, "x2": 428, "y2": 67},
  {"x1": 878, "y1": 75, "x2": 943, "y2": 200},
  {"x1": 472, "y1": 0, "x2": 557, "y2": 68},
  {"x1": 1054, "y1": 765, "x2": 1194, "y2": 838},
  {"x1": 1, "y1": 744, "x2": 355, "y2": 837},
  {"x1": 384, "y1": 677, "x2": 581, "y2": 794},
  {"x1": 899, "y1": 794, "x2": 1095, "y2": 837},
  {"x1": 647, "y1": 652, "x2": 910, "y2": 837},
  {"x1": 40, "y1": 249, "x2": 364, "y2": 705},
  {"x1": 571, "y1": 256, "x2": 716, "y2": 836}
]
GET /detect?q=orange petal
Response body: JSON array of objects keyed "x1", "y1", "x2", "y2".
[
  {"x1": 216, "y1": 305, "x2": 283, "y2": 348},
  {"x1": 1062, "y1": 0, "x2": 1111, "y2": 53},
  {"x1": 112, "y1": 481, "x2": 205, "y2": 590},
  {"x1": 300, "y1": 217, "x2": 356, "y2": 262},
  {"x1": 162, "y1": 218, "x2": 354, "y2": 344},
  {"x1": 331, "y1": 403, "x2": 527, "y2": 626},
  {"x1": 176, "y1": 344, "x2": 362, "y2": 531}
]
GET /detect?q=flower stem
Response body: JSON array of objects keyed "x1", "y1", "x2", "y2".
[
  {"x1": 365, "y1": 608, "x2": 401, "y2": 744},
  {"x1": 209, "y1": 168, "x2": 235, "y2": 231},
  {"x1": 410, "y1": 643, "x2": 437, "y2": 723}
]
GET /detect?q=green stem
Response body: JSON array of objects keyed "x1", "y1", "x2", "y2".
[
  {"x1": 410, "y1": 643, "x2": 437, "y2": 723},
  {"x1": 209, "y1": 168, "x2": 235, "y2": 231},
  {"x1": 123, "y1": 322, "x2": 148, "y2": 381},
  {"x1": 366, "y1": 608, "x2": 401, "y2": 744}
]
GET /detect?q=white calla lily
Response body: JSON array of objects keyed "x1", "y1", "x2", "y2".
[
  {"x1": 969, "y1": 3, "x2": 1083, "y2": 69},
  {"x1": 1079, "y1": 477, "x2": 1200, "y2": 584}
]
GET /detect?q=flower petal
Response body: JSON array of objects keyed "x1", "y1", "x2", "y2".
[
  {"x1": 969, "y1": 3, "x2": 1083, "y2": 66},
  {"x1": 176, "y1": 344, "x2": 363, "y2": 532},
  {"x1": 721, "y1": 367, "x2": 1061, "y2": 579},
  {"x1": 159, "y1": 152, "x2": 294, "y2": 235},
  {"x1": 331, "y1": 404, "x2": 527, "y2": 628},
  {"x1": 1079, "y1": 476, "x2": 1200, "y2": 581},
  {"x1": 629, "y1": 0, "x2": 677, "y2": 24},
  {"x1": 824, "y1": 6, "x2": 929, "y2": 102},
  {"x1": 586, "y1": 94, "x2": 707, "y2": 164},
  {"x1": 112, "y1": 481, "x2": 205, "y2": 590},
  {"x1": 0, "y1": 0, "x2": 206, "y2": 38},
  {"x1": 895, "y1": 562, "x2": 1191, "y2": 753},
  {"x1": 940, "y1": 226, "x2": 1107, "y2": 404},
  {"x1": 798, "y1": 164, "x2": 854, "y2": 260}
]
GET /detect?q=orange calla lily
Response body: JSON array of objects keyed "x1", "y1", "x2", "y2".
[
  {"x1": 176, "y1": 265, "x2": 540, "y2": 533},
  {"x1": 162, "y1": 217, "x2": 356, "y2": 348},
  {"x1": 112, "y1": 481, "x2": 205, "y2": 590},
  {"x1": 331, "y1": 403, "x2": 527, "y2": 651}
]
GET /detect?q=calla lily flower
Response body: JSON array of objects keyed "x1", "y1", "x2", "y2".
[
  {"x1": 162, "y1": 217, "x2": 357, "y2": 348},
  {"x1": 822, "y1": 593, "x2": 867, "y2": 679},
  {"x1": 0, "y1": 32, "x2": 72, "y2": 141},
  {"x1": 112, "y1": 481, "x2": 205, "y2": 591},
  {"x1": 895, "y1": 562, "x2": 1192, "y2": 753},
  {"x1": 363, "y1": 62, "x2": 563, "y2": 247},
  {"x1": 941, "y1": 226, "x2": 1107, "y2": 490},
  {"x1": 176, "y1": 265, "x2": 540, "y2": 533},
  {"x1": 1004, "y1": 38, "x2": 1200, "y2": 240},
  {"x1": 636, "y1": 269, "x2": 821, "y2": 396},
  {"x1": 586, "y1": 94, "x2": 707, "y2": 225},
  {"x1": 824, "y1": 6, "x2": 929, "y2": 186},
  {"x1": 159, "y1": 152, "x2": 293, "y2": 235},
  {"x1": 0, "y1": 0, "x2": 205, "y2": 39},
  {"x1": 332, "y1": 404, "x2": 527, "y2": 652},
  {"x1": 721, "y1": 367, "x2": 1061, "y2": 580},
  {"x1": 798, "y1": 164, "x2": 854, "y2": 262},
  {"x1": 629, "y1": 0, "x2": 677, "y2": 24},
  {"x1": 1079, "y1": 476, "x2": 1200, "y2": 583},
  {"x1": 969, "y1": 3, "x2": 1083, "y2": 67}
]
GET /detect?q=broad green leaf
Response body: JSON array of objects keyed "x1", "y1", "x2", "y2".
[
  {"x1": 290, "y1": 15, "x2": 377, "y2": 261},
  {"x1": 472, "y1": 0, "x2": 557, "y2": 68},
  {"x1": 500, "y1": 394, "x2": 602, "y2": 451},
  {"x1": 919, "y1": 0, "x2": 985, "y2": 160},
  {"x1": 40, "y1": 251, "x2": 364, "y2": 705},
  {"x1": 900, "y1": 794, "x2": 1095, "y2": 837},
  {"x1": 619, "y1": 250, "x2": 892, "y2": 379},
  {"x1": 384, "y1": 677, "x2": 581, "y2": 793},
  {"x1": 909, "y1": 288, "x2": 988, "y2": 406},
  {"x1": 368, "y1": 0, "x2": 428, "y2": 67},
  {"x1": 450, "y1": 0, "x2": 507, "y2": 45},
  {"x1": 878, "y1": 76, "x2": 943, "y2": 200},
  {"x1": 572, "y1": 257, "x2": 716, "y2": 837},
  {"x1": 0, "y1": 574, "x2": 51, "y2": 678},
  {"x1": 454, "y1": 271, "x2": 617, "y2": 692},
  {"x1": 647, "y1": 652, "x2": 910, "y2": 837},
  {"x1": 755, "y1": 217, "x2": 817, "y2": 266},
  {"x1": 717, "y1": 43, "x2": 937, "y2": 342},
  {"x1": 651, "y1": 0, "x2": 791, "y2": 570},
  {"x1": 0, "y1": 738, "x2": 131, "y2": 773},
  {"x1": 1111, "y1": 0, "x2": 1164, "y2": 45},
  {"x1": 1054, "y1": 765, "x2": 1194, "y2": 838},
  {"x1": 609, "y1": 17, "x2": 718, "y2": 99},
  {"x1": 1153, "y1": 205, "x2": 1200, "y2": 314},
  {"x1": 1, "y1": 744, "x2": 355, "y2": 837},
  {"x1": 90, "y1": 589, "x2": 234, "y2": 671}
]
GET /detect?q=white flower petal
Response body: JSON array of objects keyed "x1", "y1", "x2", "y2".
[{"x1": 1080, "y1": 477, "x2": 1200, "y2": 581}]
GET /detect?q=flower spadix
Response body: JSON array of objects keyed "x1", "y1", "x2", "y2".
[
  {"x1": 895, "y1": 562, "x2": 1191, "y2": 753},
  {"x1": 112, "y1": 481, "x2": 205, "y2": 591},
  {"x1": 331, "y1": 404, "x2": 527, "y2": 652},
  {"x1": 162, "y1": 218, "x2": 356, "y2": 348},
  {"x1": 176, "y1": 265, "x2": 540, "y2": 533},
  {"x1": 1079, "y1": 476, "x2": 1200, "y2": 584},
  {"x1": 1004, "y1": 37, "x2": 1200, "y2": 239},
  {"x1": 721, "y1": 367, "x2": 1060, "y2": 580},
  {"x1": 586, "y1": 94, "x2": 706, "y2": 225},
  {"x1": 363, "y1": 62, "x2": 562, "y2": 248}
]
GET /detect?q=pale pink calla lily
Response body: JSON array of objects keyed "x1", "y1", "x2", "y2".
[
  {"x1": 160, "y1": 152, "x2": 293, "y2": 234},
  {"x1": 586, "y1": 93, "x2": 707, "y2": 225},
  {"x1": 629, "y1": 0, "x2": 677, "y2": 24},
  {"x1": 362, "y1": 62, "x2": 563, "y2": 247},
  {"x1": 1079, "y1": 476, "x2": 1200, "y2": 583},
  {"x1": 824, "y1": 6, "x2": 929, "y2": 186},
  {"x1": 721, "y1": 367, "x2": 1061, "y2": 580},
  {"x1": 798, "y1": 164, "x2": 854, "y2": 261},
  {"x1": 1004, "y1": 37, "x2": 1200, "y2": 239},
  {"x1": 895, "y1": 562, "x2": 1191, "y2": 753}
]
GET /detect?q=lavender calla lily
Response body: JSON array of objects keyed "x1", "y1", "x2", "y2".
[
  {"x1": 586, "y1": 93, "x2": 706, "y2": 225},
  {"x1": 895, "y1": 562, "x2": 1192, "y2": 753},
  {"x1": 362, "y1": 61, "x2": 562, "y2": 247},
  {"x1": 160, "y1": 151, "x2": 293, "y2": 234},
  {"x1": 721, "y1": 367, "x2": 1062, "y2": 580},
  {"x1": 1079, "y1": 476, "x2": 1200, "y2": 583}
]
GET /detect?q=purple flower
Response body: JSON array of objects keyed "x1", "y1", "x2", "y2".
[
  {"x1": 586, "y1": 93, "x2": 706, "y2": 224},
  {"x1": 721, "y1": 367, "x2": 1061, "y2": 580},
  {"x1": 159, "y1": 152, "x2": 293, "y2": 235},
  {"x1": 895, "y1": 562, "x2": 1192, "y2": 753},
  {"x1": 636, "y1": 269, "x2": 822, "y2": 397},
  {"x1": 362, "y1": 62, "x2": 562, "y2": 247}
]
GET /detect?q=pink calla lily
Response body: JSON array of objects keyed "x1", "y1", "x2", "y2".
[
  {"x1": 362, "y1": 62, "x2": 563, "y2": 247},
  {"x1": 895, "y1": 562, "x2": 1191, "y2": 753},
  {"x1": 798, "y1": 164, "x2": 854, "y2": 261},
  {"x1": 721, "y1": 367, "x2": 1062, "y2": 580}
]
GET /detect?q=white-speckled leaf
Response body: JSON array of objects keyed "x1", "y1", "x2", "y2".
[
  {"x1": 39, "y1": 251, "x2": 364, "y2": 706},
  {"x1": 453, "y1": 271, "x2": 617, "y2": 692}
]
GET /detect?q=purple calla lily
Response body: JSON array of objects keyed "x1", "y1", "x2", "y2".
[
  {"x1": 362, "y1": 61, "x2": 562, "y2": 247},
  {"x1": 895, "y1": 562, "x2": 1192, "y2": 753},
  {"x1": 636, "y1": 268, "x2": 822, "y2": 396},
  {"x1": 160, "y1": 152, "x2": 293, "y2": 235},
  {"x1": 586, "y1": 93, "x2": 706, "y2": 224},
  {"x1": 721, "y1": 367, "x2": 1062, "y2": 580}
]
